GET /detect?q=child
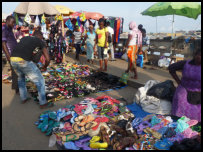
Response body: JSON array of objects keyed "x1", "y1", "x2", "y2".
[{"x1": 95, "y1": 18, "x2": 109, "y2": 71}]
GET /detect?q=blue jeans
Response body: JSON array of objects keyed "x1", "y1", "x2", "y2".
[{"x1": 11, "y1": 60, "x2": 47, "y2": 105}]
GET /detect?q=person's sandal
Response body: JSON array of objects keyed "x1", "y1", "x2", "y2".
[
  {"x1": 40, "y1": 102, "x2": 54, "y2": 109},
  {"x1": 21, "y1": 97, "x2": 32, "y2": 104}
]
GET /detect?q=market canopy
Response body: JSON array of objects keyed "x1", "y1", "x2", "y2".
[
  {"x1": 141, "y1": 2, "x2": 201, "y2": 19},
  {"x1": 85, "y1": 12, "x2": 103, "y2": 20},
  {"x1": 14, "y1": 2, "x2": 60, "y2": 15},
  {"x1": 55, "y1": 5, "x2": 75, "y2": 16},
  {"x1": 141, "y1": 2, "x2": 201, "y2": 36}
]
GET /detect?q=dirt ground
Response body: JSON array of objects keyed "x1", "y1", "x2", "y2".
[
  {"x1": 2, "y1": 53, "x2": 179, "y2": 150},
  {"x1": 2, "y1": 63, "x2": 137, "y2": 150}
]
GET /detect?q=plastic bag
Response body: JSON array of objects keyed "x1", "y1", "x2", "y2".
[
  {"x1": 121, "y1": 52, "x2": 128, "y2": 61},
  {"x1": 119, "y1": 73, "x2": 129, "y2": 85},
  {"x1": 48, "y1": 134, "x2": 57, "y2": 147},
  {"x1": 146, "y1": 80, "x2": 176, "y2": 101},
  {"x1": 158, "y1": 58, "x2": 170, "y2": 68}
]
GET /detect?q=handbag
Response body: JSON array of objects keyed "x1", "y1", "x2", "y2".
[{"x1": 187, "y1": 90, "x2": 201, "y2": 105}]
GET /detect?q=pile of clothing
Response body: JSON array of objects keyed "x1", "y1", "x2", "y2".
[
  {"x1": 35, "y1": 96, "x2": 201, "y2": 150},
  {"x1": 134, "y1": 80, "x2": 176, "y2": 115},
  {"x1": 26, "y1": 63, "x2": 126, "y2": 102}
]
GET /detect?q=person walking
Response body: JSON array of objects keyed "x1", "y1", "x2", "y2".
[
  {"x1": 95, "y1": 18, "x2": 109, "y2": 71},
  {"x1": 10, "y1": 30, "x2": 54, "y2": 109},
  {"x1": 82, "y1": 25, "x2": 96, "y2": 64},
  {"x1": 123, "y1": 21, "x2": 142, "y2": 79},
  {"x1": 106, "y1": 21, "x2": 116, "y2": 61},
  {"x1": 2, "y1": 16, "x2": 19, "y2": 94},
  {"x1": 168, "y1": 48, "x2": 201, "y2": 122},
  {"x1": 72, "y1": 26, "x2": 82, "y2": 62}
]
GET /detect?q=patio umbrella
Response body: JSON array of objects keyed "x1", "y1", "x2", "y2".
[
  {"x1": 141, "y1": 2, "x2": 201, "y2": 37},
  {"x1": 85, "y1": 12, "x2": 103, "y2": 20},
  {"x1": 69, "y1": 12, "x2": 82, "y2": 18},
  {"x1": 14, "y1": 2, "x2": 60, "y2": 15},
  {"x1": 55, "y1": 5, "x2": 75, "y2": 16}
]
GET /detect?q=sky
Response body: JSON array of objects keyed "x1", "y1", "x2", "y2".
[{"x1": 2, "y1": 2, "x2": 201, "y2": 33}]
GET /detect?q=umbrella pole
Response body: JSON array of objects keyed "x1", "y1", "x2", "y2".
[
  {"x1": 156, "y1": 17, "x2": 157, "y2": 33},
  {"x1": 172, "y1": 14, "x2": 174, "y2": 38},
  {"x1": 62, "y1": 14, "x2": 66, "y2": 63}
]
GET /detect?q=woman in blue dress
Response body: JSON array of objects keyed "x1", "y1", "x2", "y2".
[{"x1": 82, "y1": 25, "x2": 96, "y2": 64}]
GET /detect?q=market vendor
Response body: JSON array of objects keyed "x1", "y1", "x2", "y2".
[
  {"x1": 169, "y1": 47, "x2": 201, "y2": 122},
  {"x1": 10, "y1": 30, "x2": 54, "y2": 109},
  {"x1": 2, "y1": 15, "x2": 19, "y2": 94}
]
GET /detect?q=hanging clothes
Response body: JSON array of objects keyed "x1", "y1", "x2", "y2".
[
  {"x1": 24, "y1": 13, "x2": 31, "y2": 24},
  {"x1": 65, "y1": 18, "x2": 74, "y2": 31},
  {"x1": 55, "y1": 35, "x2": 66, "y2": 64},
  {"x1": 35, "y1": 15, "x2": 40, "y2": 27}
]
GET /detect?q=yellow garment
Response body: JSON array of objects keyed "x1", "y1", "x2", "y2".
[
  {"x1": 90, "y1": 136, "x2": 100, "y2": 143},
  {"x1": 90, "y1": 142, "x2": 108, "y2": 149},
  {"x1": 96, "y1": 27, "x2": 108, "y2": 47},
  {"x1": 80, "y1": 13, "x2": 86, "y2": 22},
  {"x1": 10, "y1": 57, "x2": 24, "y2": 62}
]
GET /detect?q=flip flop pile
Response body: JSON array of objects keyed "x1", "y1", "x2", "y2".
[
  {"x1": 26, "y1": 63, "x2": 126, "y2": 103},
  {"x1": 35, "y1": 95, "x2": 201, "y2": 150}
]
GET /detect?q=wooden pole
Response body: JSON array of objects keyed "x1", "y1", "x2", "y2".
[{"x1": 62, "y1": 14, "x2": 66, "y2": 63}]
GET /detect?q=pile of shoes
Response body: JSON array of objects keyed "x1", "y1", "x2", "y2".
[
  {"x1": 35, "y1": 95, "x2": 201, "y2": 150},
  {"x1": 26, "y1": 63, "x2": 126, "y2": 103}
]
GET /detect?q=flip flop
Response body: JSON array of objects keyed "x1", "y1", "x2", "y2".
[
  {"x1": 40, "y1": 102, "x2": 54, "y2": 109},
  {"x1": 21, "y1": 97, "x2": 32, "y2": 104}
]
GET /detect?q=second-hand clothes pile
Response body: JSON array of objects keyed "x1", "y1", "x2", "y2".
[
  {"x1": 26, "y1": 63, "x2": 126, "y2": 102},
  {"x1": 35, "y1": 96, "x2": 201, "y2": 150}
]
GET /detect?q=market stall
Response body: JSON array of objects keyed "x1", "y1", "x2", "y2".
[{"x1": 35, "y1": 95, "x2": 201, "y2": 150}]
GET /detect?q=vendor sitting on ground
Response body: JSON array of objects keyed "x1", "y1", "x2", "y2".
[
  {"x1": 168, "y1": 47, "x2": 201, "y2": 122},
  {"x1": 10, "y1": 30, "x2": 54, "y2": 109}
]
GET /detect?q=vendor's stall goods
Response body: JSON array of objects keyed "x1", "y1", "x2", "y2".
[{"x1": 35, "y1": 95, "x2": 201, "y2": 150}]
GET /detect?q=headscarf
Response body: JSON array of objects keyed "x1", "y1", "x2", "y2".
[
  {"x1": 129, "y1": 21, "x2": 142, "y2": 45},
  {"x1": 129, "y1": 21, "x2": 139, "y2": 38}
]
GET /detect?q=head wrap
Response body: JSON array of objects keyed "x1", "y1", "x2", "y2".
[{"x1": 129, "y1": 21, "x2": 139, "y2": 38}]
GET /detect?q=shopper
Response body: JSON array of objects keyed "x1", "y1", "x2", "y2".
[
  {"x1": 106, "y1": 21, "x2": 115, "y2": 61},
  {"x1": 10, "y1": 30, "x2": 54, "y2": 109},
  {"x1": 72, "y1": 26, "x2": 82, "y2": 61},
  {"x1": 123, "y1": 21, "x2": 142, "y2": 79},
  {"x1": 95, "y1": 18, "x2": 109, "y2": 71},
  {"x1": 14, "y1": 26, "x2": 24, "y2": 42},
  {"x1": 169, "y1": 48, "x2": 201, "y2": 122},
  {"x1": 82, "y1": 25, "x2": 96, "y2": 64},
  {"x1": 2, "y1": 15, "x2": 19, "y2": 94}
]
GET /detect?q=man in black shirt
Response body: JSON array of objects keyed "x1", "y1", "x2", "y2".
[{"x1": 10, "y1": 30, "x2": 53, "y2": 109}]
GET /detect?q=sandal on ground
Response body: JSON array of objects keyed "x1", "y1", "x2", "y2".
[
  {"x1": 21, "y1": 97, "x2": 32, "y2": 104},
  {"x1": 40, "y1": 102, "x2": 54, "y2": 109}
]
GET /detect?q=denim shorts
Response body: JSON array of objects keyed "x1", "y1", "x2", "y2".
[{"x1": 97, "y1": 46, "x2": 108, "y2": 60}]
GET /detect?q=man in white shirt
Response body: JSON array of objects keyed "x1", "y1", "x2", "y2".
[{"x1": 106, "y1": 21, "x2": 116, "y2": 61}]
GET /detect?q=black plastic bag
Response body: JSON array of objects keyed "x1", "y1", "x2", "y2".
[{"x1": 146, "y1": 80, "x2": 176, "y2": 101}]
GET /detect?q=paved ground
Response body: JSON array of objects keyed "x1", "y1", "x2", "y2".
[{"x1": 2, "y1": 54, "x2": 180, "y2": 150}]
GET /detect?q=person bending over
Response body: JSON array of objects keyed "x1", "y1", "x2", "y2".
[{"x1": 10, "y1": 30, "x2": 54, "y2": 109}]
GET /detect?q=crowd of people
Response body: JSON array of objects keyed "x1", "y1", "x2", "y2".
[{"x1": 2, "y1": 15, "x2": 201, "y2": 122}]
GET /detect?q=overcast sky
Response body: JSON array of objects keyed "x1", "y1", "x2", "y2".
[{"x1": 2, "y1": 2, "x2": 201, "y2": 33}]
